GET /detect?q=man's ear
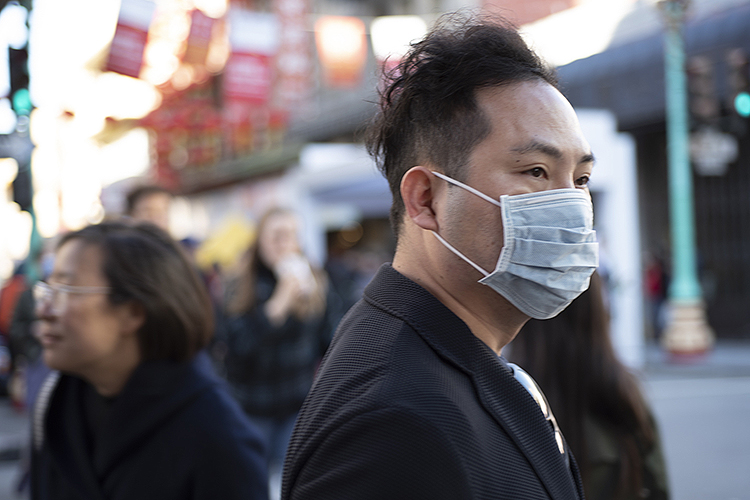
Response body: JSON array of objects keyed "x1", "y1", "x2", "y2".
[{"x1": 400, "y1": 166, "x2": 441, "y2": 232}]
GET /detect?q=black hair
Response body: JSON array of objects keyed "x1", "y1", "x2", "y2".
[
  {"x1": 58, "y1": 221, "x2": 213, "y2": 362},
  {"x1": 365, "y1": 11, "x2": 557, "y2": 238}
]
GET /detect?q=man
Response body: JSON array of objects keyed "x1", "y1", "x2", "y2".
[
  {"x1": 125, "y1": 184, "x2": 173, "y2": 233},
  {"x1": 282, "y1": 13, "x2": 599, "y2": 500}
]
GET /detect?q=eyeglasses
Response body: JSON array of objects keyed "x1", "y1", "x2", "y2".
[
  {"x1": 507, "y1": 362, "x2": 568, "y2": 466},
  {"x1": 33, "y1": 281, "x2": 112, "y2": 314}
]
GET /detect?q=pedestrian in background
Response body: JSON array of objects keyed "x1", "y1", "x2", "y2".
[
  {"x1": 221, "y1": 207, "x2": 340, "y2": 498},
  {"x1": 31, "y1": 221, "x2": 267, "y2": 500},
  {"x1": 124, "y1": 184, "x2": 173, "y2": 233},
  {"x1": 510, "y1": 271, "x2": 670, "y2": 500}
]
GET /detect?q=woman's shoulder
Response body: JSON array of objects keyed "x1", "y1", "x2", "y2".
[{"x1": 176, "y1": 360, "x2": 259, "y2": 437}]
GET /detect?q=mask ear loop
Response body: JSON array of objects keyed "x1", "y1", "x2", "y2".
[
  {"x1": 431, "y1": 231, "x2": 490, "y2": 277},
  {"x1": 429, "y1": 170, "x2": 496, "y2": 277},
  {"x1": 431, "y1": 171, "x2": 502, "y2": 208},
  {"x1": 431, "y1": 170, "x2": 516, "y2": 276}
]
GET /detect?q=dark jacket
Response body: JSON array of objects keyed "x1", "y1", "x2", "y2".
[
  {"x1": 282, "y1": 264, "x2": 585, "y2": 500},
  {"x1": 31, "y1": 352, "x2": 268, "y2": 500},
  {"x1": 221, "y1": 265, "x2": 340, "y2": 419},
  {"x1": 584, "y1": 412, "x2": 669, "y2": 500}
]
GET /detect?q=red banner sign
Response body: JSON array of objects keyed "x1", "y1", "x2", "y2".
[
  {"x1": 223, "y1": 52, "x2": 273, "y2": 104},
  {"x1": 183, "y1": 9, "x2": 215, "y2": 66},
  {"x1": 104, "y1": 0, "x2": 155, "y2": 78}
]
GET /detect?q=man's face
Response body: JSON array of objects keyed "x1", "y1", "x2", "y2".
[
  {"x1": 440, "y1": 80, "x2": 594, "y2": 277},
  {"x1": 130, "y1": 192, "x2": 172, "y2": 232}
]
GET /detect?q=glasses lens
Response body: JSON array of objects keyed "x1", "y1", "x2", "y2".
[
  {"x1": 34, "y1": 282, "x2": 68, "y2": 314},
  {"x1": 33, "y1": 282, "x2": 51, "y2": 303}
]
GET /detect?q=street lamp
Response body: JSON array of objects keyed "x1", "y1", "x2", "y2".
[{"x1": 658, "y1": 0, "x2": 714, "y2": 357}]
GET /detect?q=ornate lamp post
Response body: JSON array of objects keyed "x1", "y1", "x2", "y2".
[{"x1": 658, "y1": 0, "x2": 714, "y2": 356}]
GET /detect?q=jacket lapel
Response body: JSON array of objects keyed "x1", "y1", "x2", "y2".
[{"x1": 364, "y1": 265, "x2": 581, "y2": 500}]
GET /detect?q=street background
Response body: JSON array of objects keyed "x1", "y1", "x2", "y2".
[
  {"x1": 1, "y1": 0, "x2": 750, "y2": 499},
  {"x1": 1, "y1": 340, "x2": 749, "y2": 500}
]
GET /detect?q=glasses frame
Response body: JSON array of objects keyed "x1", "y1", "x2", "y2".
[{"x1": 34, "y1": 281, "x2": 113, "y2": 314}]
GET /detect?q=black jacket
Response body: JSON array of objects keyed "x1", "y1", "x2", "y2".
[
  {"x1": 31, "y1": 353, "x2": 268, "y2": 500},
  {"x1": 282, "y1": 264, "x2": 584, "y2": 500},
  {"x1": 221, "y1": 265, "x2": 340, "y2": 419}
]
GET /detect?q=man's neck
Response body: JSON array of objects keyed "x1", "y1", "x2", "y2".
[{"x1": 393, "y1": 251, "x2": 529, "y2": 354}]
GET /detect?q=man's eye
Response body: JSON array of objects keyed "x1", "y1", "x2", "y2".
[
  {"x1": 527, "y1": 167, "x2": 546, "y2": 178},
  {"x1": 575, "y1": 175, "x2": 590, "y2": 187}
]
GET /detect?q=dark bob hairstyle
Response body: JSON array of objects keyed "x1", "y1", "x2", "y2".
[{"x1": 58, "y1": 220, "x2": 213, "y2": 362}]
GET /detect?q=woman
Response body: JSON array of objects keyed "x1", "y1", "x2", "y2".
[
  {"x1": 221, "y1": 208, "x2": 339, "y2": 488},
  {"x1": 510, "y1": 272, "x2": 670, "y2": 500},
  {"x1": 31, "y1": 221, "x2": 267, "y2": 500}
]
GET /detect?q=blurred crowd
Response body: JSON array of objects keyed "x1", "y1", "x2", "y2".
[{"x1": 0, "y1": 181, "x2": 383, "y2": 498}]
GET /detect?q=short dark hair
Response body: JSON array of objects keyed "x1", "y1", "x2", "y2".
[
  {"x1": 365, "y1": 12, "x2": 558, "y2": 238},
  {"x1": 58, "y1": 221, "x2": 213, "y2": 362},
  {"x1": 125, "y1": 184, "x2": 173, "y2": 216}
]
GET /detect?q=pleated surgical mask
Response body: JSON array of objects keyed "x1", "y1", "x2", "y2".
[{"x1": 430, "y1": 171, "x2": 598, "y2": 319}]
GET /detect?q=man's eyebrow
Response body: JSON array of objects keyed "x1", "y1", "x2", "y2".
[
  {"x1": 580, "y1": 152, "x2": 596, "y2": 165},
  {"x1": 511, "y1": 141, "x2": 562, "y2": 159},
  {"x1": 511, "y1": 141, "x2": 596, "y2": 165}
]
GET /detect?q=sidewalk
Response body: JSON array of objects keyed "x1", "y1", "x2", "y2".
[
  {"x1": 640, "y1": 340, "x2": 750, "y2": 500},
  {"x1": 0, "y1": 399, "x2": 27, "y2": 500},
  {"x1": 0, "y1": 400, "x2": 27, "y2": 463},
  {"x1": 641, "y1": 339, "x2": 750, "y2": 380}
]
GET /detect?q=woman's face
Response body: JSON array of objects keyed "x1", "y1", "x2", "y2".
[
  {"x1": 258, "y1": 213, "x2": 301, "y2": 269},
  {"x1": 36, "y1": 240, "x2": 141, "y2": 380}
]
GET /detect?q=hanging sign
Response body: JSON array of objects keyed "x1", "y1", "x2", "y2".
[
  {"x1": 274, "y1": 0, "x2": 312, "y2": 108},
  {"x1": 183, "y1": 9, "x2": 216, "y2": 66},
  {"x1": 224, "y1": 9, "x2": 279, "y2": 105},
  {"x1": 105, "y1": 0, "x2": 156, "y2": 78}
]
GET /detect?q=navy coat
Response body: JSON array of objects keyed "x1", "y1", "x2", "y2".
[
  {"x1": 282, "y1": 264, "x2": 584, "y2": 500},
  {"x1": 31, "y1": 352, "x2": 268, "y2": 500}
]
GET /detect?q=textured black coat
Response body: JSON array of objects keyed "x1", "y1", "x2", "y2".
[
  {"x1": 31, "y1": 353, "x2": 268, "y2": 500},
  {"x1": 282, "y1": 264, "x2": 584, "y2": 500}
]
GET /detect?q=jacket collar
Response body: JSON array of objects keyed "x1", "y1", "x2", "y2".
[
  {"x1": 364, "y1": 264, "x2": 582, "y2": 500},
  {"x1": 46, "y1": 353, "x2": 217, "y2": 486}
]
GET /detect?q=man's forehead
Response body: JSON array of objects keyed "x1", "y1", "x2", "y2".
[{"x1": 475, "y1": 82, "x2": 592, "y2": 158}]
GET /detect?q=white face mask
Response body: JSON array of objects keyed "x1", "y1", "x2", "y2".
[{"x1": 431, "y1": 171, "x2": 599, "y2": 320}]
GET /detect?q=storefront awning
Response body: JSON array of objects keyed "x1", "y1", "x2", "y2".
[{"x1": 557, "y1": 2, "x2": 750, "y2": 131}]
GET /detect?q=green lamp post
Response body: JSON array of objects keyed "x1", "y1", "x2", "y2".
[{"x1": 659, "y1": 0, "x2": 714, "y2": 356}]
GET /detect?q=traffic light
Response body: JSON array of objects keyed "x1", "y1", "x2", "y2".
[
  {"x1": 736, "y1": 92, "x2": 750, "y2": 118},
  {"x1": 11, "y1": 161, "x2": 31, "y2": 211},
  {"x1": 8, "y1": 45, "x2": 30, "y2": 116},
  {"x1": 686, "y1": 55, "x2": 719, "y2": 126},
  {"x1": 726, "y1": 48, "x2": 750, "y2": 118}
]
